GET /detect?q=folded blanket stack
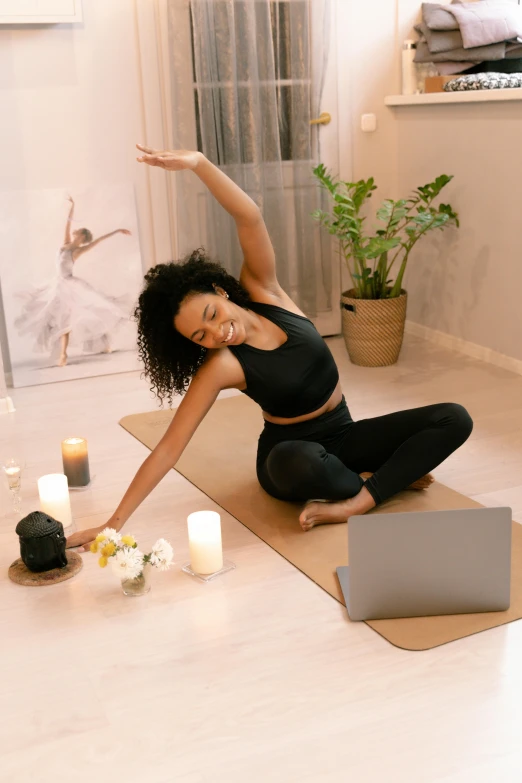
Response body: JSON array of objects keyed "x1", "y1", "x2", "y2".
[{"x1": 415, "y1": 0, "x2": 522, "y2": 75}]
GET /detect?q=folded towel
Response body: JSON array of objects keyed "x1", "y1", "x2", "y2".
[
  {"x1": 448, "y1": 1, "x2": 522, "y2": 49},
  {"x1": 436, "y1": 61, "x2": 476, "y2": 75},
  {"x1": 506, "y1": 43, "x2": 522, "y2": 58},
  {"x1": 422, "y1": 3, "x2": 459, "y2": 32},
  {"x1": 414, "y1": 38, "x2": 506, "y2": 63},
  {"x1": 414, "y1": 22, "x2": 464, "y2": 54}
]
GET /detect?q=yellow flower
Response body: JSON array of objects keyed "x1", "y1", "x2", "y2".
[
  {"x1": 101, "y1": 542, "x2": 116, "y2": 557},
  {"x1": 98, "y1": 556, "x2": 108, "y2": 568},
  {"x1": 121, "y1": 535, "x2": 136, "y2": 548},
  {"x1": 95, "y1": 533, "x2": 106, "y2": 544},
  {"x1": 90, "y1": 542, "x2": 98, "y2": 554}
]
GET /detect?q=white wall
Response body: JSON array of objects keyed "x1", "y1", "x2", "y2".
[
  {"x1": 0, "y1": 0, "x2": 171, "y2": 377},
  {"x1": 2, "y1": 0, "x2": 521, "y2": 378},
  {"x1": 341, "y1": 0, "x2": 522, "y2": 363}
]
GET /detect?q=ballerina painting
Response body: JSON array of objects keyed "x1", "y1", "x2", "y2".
[
  {"x1": 15, "y1": 196, "x2": 132, "y2": 367},
  {"x1": 0, "y1": 185, "x2": 143, "y2": 387}
]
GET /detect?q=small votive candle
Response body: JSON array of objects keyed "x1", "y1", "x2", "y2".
[
  {"x1": 38, "y1": 473, "x2": 73, "y2": 530},
  {"x1": 187, "y1": 510, "x2": 224, "y2": 575},
  {"x1": 61, "y1": 437, "x2": 90, "y2": 488}
]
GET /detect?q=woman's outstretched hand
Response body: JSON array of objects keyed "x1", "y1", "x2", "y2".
[
  {"x1": 118, "y1": 229, "x2": 132, "y2": 235},
  {"x1": 136, "y1": 144, "x2": 202, "y2": 172},
  {"x1": 66, "y1": 524, "x2": 106, "y2": 553}
]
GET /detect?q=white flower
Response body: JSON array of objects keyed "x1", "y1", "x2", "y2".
[
  {"x1": 149, "y1": 538, "x2": 174, "y2": 571},
  {"x1": 100, "y1": 527, "x2": 122, "y2": 545},
  {"x1": 111, "y1": 546, "x2": 144, "y2": 580}
]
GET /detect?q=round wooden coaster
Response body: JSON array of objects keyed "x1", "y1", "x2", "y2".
[{"x1": 8, "y1": 551, "x2": 83, "y2": 587}]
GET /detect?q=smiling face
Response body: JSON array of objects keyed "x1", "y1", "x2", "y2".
[{"x1": 174, "y1": 289, "x2": 247, "y2": 349}]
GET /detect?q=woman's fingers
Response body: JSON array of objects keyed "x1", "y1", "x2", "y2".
[
  {"x1": 136, "y1": 143, "x2": 167, "y2": 157},
  {"x1": 66, "y1": 527, "x2": 99, "y2": 550},
  {"x1": 136, "y1": 143, "x2": 157, "y2": 154},
  {"x1": 137, "y1": 154, "x2": 170, "y2": 169},
  {"x1": 76, "y1": 540, "x2": 94, "y2": 554}
]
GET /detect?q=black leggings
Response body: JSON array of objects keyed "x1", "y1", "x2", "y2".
[{"x1": 256, "y1": 397, "x2": 473, "y2": 505}]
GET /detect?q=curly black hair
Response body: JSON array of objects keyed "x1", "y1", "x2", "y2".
[{"x1": 134, "y1": 249, "x2": 251, "y2": 406}]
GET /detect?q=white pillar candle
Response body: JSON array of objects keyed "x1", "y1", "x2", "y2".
[
  {"x1": 187, "y1": 510, "x2": 223, "y2": 575},
  {"x1": 38, "y1": 473, "x2": 73, "y2": 531}
]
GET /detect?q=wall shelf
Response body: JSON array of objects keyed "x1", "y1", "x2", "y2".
[{"x1": 385, "y1": 89, "x2": 522, "y2": 106}]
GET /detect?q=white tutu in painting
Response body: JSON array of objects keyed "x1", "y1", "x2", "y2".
[{"x1": 15, "y1": 247, "x2": 130, "y2": 358}]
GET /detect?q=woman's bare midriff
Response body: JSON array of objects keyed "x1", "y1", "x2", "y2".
[{"x1": 262, "y1": 381, "x2": 343, "y2": 426}]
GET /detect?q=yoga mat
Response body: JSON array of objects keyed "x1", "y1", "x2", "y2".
[{"x1": 120, "y1": 395, "x2": 522, "y2": 651}]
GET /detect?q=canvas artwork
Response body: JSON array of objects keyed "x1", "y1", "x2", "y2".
[{"x1": 0, "y1": 184, "x2": 144, "y2": 387}]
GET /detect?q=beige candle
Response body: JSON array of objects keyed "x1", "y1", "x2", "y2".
[
  {"x1": 187, "y1": 510, "x2": 223, "y2": 574},
  {"x1": 61, "y1": 437, "x2": 90, "y2": 487},
  {"x1": 38, "y1": 473, "x2": 73, "y2": 530}
]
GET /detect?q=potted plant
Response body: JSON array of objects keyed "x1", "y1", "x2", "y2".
[{"x1": 312, "y1": 166, "x2": 459, "y2": 367}]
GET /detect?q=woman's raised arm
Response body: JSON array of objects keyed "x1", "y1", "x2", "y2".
[
  {"x1": 137, "y1": 145, "x2": 280, "y2": 294},
  {"x1": 64, "y1": 196, "x2": 75, "y2": 246}
]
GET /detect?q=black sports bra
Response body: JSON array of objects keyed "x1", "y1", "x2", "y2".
[{"x1": 228, "y1": 301, "x2": 339, "y2": 418}]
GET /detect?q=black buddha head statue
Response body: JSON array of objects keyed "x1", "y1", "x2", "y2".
[{"x1": 16, "y1": 511, "x2": 67, "y2": 573}]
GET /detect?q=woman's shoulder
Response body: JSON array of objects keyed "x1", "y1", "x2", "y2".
[
  {"x1": 246, "y1": 283, "x2": 307, "y2": 320},
  {"x1": 197, "y1": 345, "x2": 246, "y2": 391}
]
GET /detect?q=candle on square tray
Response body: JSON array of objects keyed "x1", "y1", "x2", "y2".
[
  {"x1": 61, "y1": 437, "x2": 90, "y2": 488},
  {"x1": 187, "y1": 510, "x2": 224, "y2": 575},
  {"x1": 38, "y1": 473, "x2": 73, "y2": 531}
]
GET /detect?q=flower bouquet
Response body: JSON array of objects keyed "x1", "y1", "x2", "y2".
[{"x1": 90, "y1": 528, "x2": 174, "y2": 596}]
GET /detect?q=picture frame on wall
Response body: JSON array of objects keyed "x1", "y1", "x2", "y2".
[
  {"x1": 0, "y1": 184, "x2": 144, "y2": 388},
  {"x1": 0, "y1": 1, "x2": 83, "y2": 25}
]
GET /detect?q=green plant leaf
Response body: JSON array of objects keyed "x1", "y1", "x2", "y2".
[{"x1": 313, "y1": 166, "x2": 458, "y2": 298}]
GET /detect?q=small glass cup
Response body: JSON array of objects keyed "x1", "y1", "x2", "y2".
[{"x1": 2, "y1": 457, "x2": 22, "y2": 515}]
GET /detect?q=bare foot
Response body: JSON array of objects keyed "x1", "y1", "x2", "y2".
[
  {"x1": 299, "y1": 487, "x2": 376, "y2": 532},
  {"x1": 359, "y1": 471, "x2": 434, "y2": 491},
  {"x1": 57, "y1": 354, "x2": 68, "y2": 367}
]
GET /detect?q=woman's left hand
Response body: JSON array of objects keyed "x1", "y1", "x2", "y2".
[
  {"x1": 136, "y1": 144, "x2": 202, "y2": 172},
  {"x1": 66, "y1": 525, "x2": 105, "y2": 553},
  {"x1": 119, "y1": 229, "x2": 132, "y2": 235}
]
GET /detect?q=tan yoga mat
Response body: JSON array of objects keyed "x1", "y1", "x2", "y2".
[{"x1": 120, "y1": 395, "x2": 522, "y2": 651}]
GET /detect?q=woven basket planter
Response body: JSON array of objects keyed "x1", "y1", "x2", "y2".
[{"x1": 341, "y1": 289, "x2": 407, "y2": 367}]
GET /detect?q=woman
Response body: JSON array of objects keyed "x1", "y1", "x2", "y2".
[
  {"x1": 67, "y1": 146, "x2": 473, "y2": 549},
  {"x1": 15, "y1": 196, "x2": 132, "y2": 367}
]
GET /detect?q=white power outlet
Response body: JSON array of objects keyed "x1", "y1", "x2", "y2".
[{"x1": 361, "y1": 114, "x2": 377, "y2": 132}]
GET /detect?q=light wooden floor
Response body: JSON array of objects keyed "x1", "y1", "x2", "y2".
[{"x1": 1, "y1": 333, "x2": 522, "y2": 783}]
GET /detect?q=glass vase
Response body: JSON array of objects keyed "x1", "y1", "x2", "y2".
[{"x1": 121, "y1": 565, "x2": 151, "y2": 597}]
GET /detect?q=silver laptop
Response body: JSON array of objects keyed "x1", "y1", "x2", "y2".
[{"x1": 336, "y1": 507, "x2": 512, "y2": 621}]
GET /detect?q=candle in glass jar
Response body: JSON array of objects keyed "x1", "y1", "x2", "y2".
[
  {"x1": 187, "y1": 510, "x2": 223, "y2": 574},
  {"x1": 61, "y1": 437, "x2": 90, "y2": 487},
  {"x1": 38, "y1": 473, "x2": 73, "y2": 530}
]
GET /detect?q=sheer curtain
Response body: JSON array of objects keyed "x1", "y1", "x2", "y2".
[{"x1": 167, "y1": 0, "x2": 332, "y2": 316}]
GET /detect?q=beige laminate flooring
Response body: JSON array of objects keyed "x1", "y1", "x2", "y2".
[{"x1": 1, "y1": 333, "x2": 522, "y2": 783}]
